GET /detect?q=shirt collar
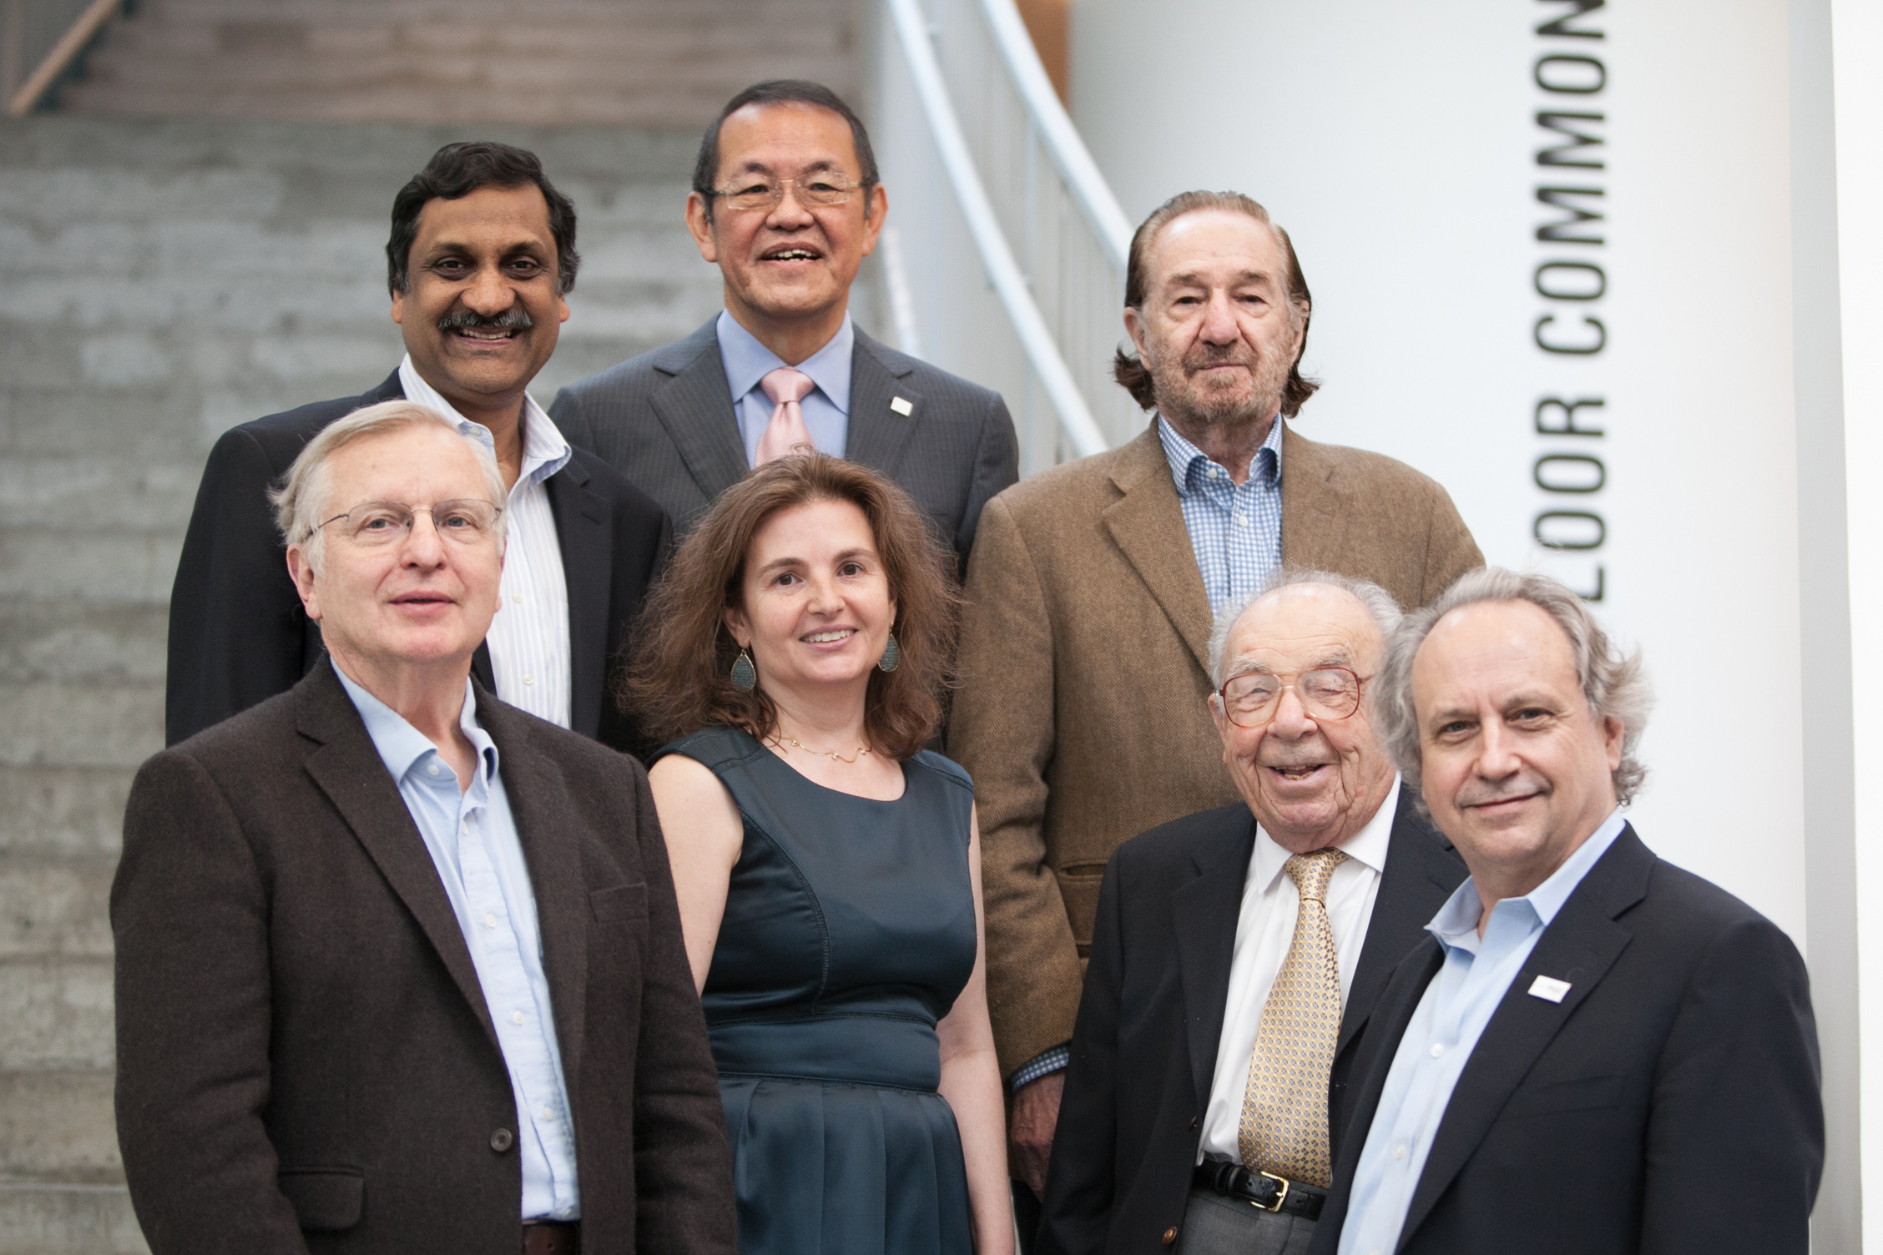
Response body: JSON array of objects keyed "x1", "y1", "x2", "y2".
[
  {"x1": 333, "y1": 664, "x2": 500, "y2": 789},
  {"x1": 1157, "y1": 413, "x2": 1284, "y2": 497},
  {"x1": 716, "y1": 309, "x2": 854, "y2": 415},
  {"x1": 1250, "y1": 773, "x2": 1402, "y2": 894},
  {"x1": 1426, "y1": 806, "x2": 1630, "y2": 947},
  {"x1": 397, "y1": 355, "x2": 571, "y2": 491}
]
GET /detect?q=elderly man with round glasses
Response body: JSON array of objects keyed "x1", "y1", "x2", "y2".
[
  {"x1": 1035, "y1": 570, "x2": 1465, "y2": 1255},
  {"x1": 113, "y1": 401, "x2": 735, "y2": 1255}
]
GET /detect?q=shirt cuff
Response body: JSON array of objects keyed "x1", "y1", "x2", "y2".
[{"x1": 1010, "y1": 1044, "x2": 1071, "y2": 1091}]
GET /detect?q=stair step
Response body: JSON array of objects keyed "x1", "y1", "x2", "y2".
[
  {"x1": 0, "y1": 862, "x2": 116, "y2": 960},
  {"x1": 0, "y1": 1071, "x2": 122, "y2": 1182},
  {"x1": 0, "y1": 531, "x2": 180, "y2": 605},
  {"x1": 0, "y1": 602, "x2": 169, "y2": 687},
  {"x1": 0, "y1": 958, "x2": 115, "y2": 1070},
  {"x1": 0, "y1": 681, "x2": 163, "y2": 769},
  {"x1": 0, "y1": 767, "x2": 134, "y2": 859},
  {"x1": 0, "y1": 1183, "x2": 146, "y2": 1255}
]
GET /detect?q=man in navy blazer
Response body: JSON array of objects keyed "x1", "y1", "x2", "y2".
[
  {"x1": 549, "y1": 80, "x2": 1017, "y2": 568},
  {"x1": 166, "y1": 141, "x2": 669, "y2": 752},
  {"x1": 1312, "y1": 569, "x2": 1821, "y2": 1255},
  {"x1": 1037, "y1": 572, "x2": 1466, "y2": 1255}
]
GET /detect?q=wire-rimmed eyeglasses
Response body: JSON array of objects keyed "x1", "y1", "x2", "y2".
[
  {"x1": 708, "y1": 175, "x2": 870, "y2": 213},
  {"x1": 1216, "y1": 667, "x2": 1366, "y2": 728},
  {"x1": 314, "y1": 499, "x2": 503, "y2": 547}
]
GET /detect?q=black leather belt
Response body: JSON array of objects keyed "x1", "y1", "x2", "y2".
[
  {"x1": 1193, "y1": 1161, "x2": 1326, "y2": 1221},
  {"x1": 522, "y1": 1221, "x2": 580, "y2": 1255}
]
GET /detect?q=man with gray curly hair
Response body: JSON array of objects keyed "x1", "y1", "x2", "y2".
[{"x1": 1313, "y1": 569, "x2": 1823, "y2": 1255}]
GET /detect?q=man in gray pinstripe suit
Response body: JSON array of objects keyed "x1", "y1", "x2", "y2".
[{"x1": 550, "y1": 80, "x2": 1020, "y2": 569}]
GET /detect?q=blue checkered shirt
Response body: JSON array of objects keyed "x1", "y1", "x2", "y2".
[{"x1": 1158, "y1": 415, "x2": 1285, "y2": 618}]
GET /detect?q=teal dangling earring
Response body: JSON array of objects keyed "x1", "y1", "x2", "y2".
[
  {"x1": 877, "y1": 632, "x2": 901, "y2": 673},
  {"x1": 731, "y1": 648, "x2": 757, "y2": 691}
]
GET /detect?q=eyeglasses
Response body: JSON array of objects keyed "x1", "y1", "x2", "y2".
[
  {"x1": 315, "y1": 499, "x2": 503, "y2": 547},
  {"x1": 1217, "y1": 667, "x2": 1366, "y2": 728},
  {"x1": 709, "y1": 175, "x2": 870, "y2": 213}
]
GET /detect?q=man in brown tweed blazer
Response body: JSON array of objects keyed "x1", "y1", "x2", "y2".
[{"x1": 948, "y1": 191, "x2": 1482, "y2": 1215}]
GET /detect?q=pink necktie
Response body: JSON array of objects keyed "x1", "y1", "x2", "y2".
[{"x1": 755, "y1": 367, "x2": 817, "y2": 464}]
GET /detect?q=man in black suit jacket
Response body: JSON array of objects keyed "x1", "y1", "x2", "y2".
[
  {"x1": 167, "y1": 140, "x2": 669, "y2": 751},
  {"x1": 1037, "y1": 572, "x2": 1466, "y2": 1255},
  {"x1": 1311, "y1": 570, "x2": 1821, "y2": 1255},
  {"x1": 116, "y1": 405, "x2": 735, "y2": 1255},
  {"x1": 549, "y1": 81, "x2": 1017, "y2": 567}
]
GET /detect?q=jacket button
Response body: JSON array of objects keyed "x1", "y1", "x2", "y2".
[
  {"x1": 1162, "y1": 1225, "x2": 1179, "y2": 1245},
  {"x1": 1189, "y1": 1116, "x2": 1199, "y2": 1130},
  {"x1": 490, "y1": 1128, "x2": 515, "y2": 1153}
]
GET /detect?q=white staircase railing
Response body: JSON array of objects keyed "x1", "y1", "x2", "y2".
[{"x1": 872, "y1": 0, "x2": 1139, "y2": 473}]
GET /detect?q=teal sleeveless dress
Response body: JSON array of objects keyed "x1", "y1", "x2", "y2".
[{"x1": 656, "y1": 727, "x2": 977, "y2": 1255}]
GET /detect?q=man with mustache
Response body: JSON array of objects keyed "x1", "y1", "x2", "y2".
[
  {"x1": 947, "y1": 191, "x2": 1483, "y2": 1234},
  {"x1": 1034, "y1": 572, "x2": 1466, "y2": 1254},
  {"x1": 547, "y1": 80, "x2": 1019, "y2": 568},
  {"x1": 167, "y1": 141, "x2": 669, "y2": 752}
]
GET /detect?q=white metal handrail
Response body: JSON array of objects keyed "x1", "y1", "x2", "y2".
[{"x1": 884, "y1": 0, "x2": 1109, "y2": 459}]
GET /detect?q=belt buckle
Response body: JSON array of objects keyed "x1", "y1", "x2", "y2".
[{"x1": 1254, "y1": 1170, "x2": 1291, "y2": 1213}]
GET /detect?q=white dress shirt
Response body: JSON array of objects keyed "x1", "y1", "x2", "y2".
[
  {"x1": 716, "y1": 309, "x2": 854, "y2": 463},
  {"x1": 1197, "y1": 781, "x2": 1401, "y2": 1162},
  {"x1": 398, "y1": 357, "x2": 573, "y2": 727},
  {"x1": 1336, "y1": 808, "x2": 1628, "y2": 1255},
  {"x1": 335, "y1": 666, "x2": 581, "y2": 1220}
]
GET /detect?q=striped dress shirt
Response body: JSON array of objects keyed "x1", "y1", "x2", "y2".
[
  {"x1": 1158, "y1": 414, "x2": 1286, "y2": 618},
  {"x1": 399, "y1": 357, "x2": 573, "y2": 728}
]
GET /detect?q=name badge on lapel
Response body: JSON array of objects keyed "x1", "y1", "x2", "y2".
[
  {"x1": 890, "y1": 396, "x2": 914, "y2": 416},
  {"x1": 1528, "y1": 975, "x2": 1572, "y2": 1003}
]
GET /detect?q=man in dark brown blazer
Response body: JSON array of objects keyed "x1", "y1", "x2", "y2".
[
  {"x1": 949, "y1": 191, "x2": 1482, "y2": 1218},
  {"x1": 113, "y1": 403, "x2": 735, "y2": 1255}
]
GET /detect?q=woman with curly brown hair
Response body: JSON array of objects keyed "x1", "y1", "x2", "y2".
[{"x1": 626, "y1": 454, "x2": 1011, "y2": 1255}]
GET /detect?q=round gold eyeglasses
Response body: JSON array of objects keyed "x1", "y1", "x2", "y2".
[{"x1": 1217, "y1": 667, "x2": 1366, "y2": 728}]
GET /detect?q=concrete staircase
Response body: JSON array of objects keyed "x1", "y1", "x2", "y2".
[
  {"x1": 59, "y1": 0, "x2": 860, "y2": 125},
  {"x1": 0, "y1": 114, "x2": 734, "y2": 1253}
]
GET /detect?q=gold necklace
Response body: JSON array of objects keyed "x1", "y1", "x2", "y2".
[{"x1": 775, "y1": 734, "x2": 872, "y2": 764}]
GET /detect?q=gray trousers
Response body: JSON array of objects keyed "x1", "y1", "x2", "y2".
[{"x1": 1175, "y1": 1186, "x2": 1319, "y2": 1255}]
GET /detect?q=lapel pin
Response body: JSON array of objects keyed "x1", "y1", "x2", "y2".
[
  {"x1": 1528, "y1": 975, "x2": 1571, "y2": 1003},
  {"x1": 890, "y1": 396, "x2": 914, "y2": 416}
]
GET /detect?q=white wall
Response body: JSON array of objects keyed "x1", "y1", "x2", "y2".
[{"x1": 1069, "y1": 0, "x2": 1806, "y2": 942}]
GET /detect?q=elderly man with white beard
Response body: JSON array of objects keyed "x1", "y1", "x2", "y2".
[
  {"x1": 947, "y1": 190, "x2": 1483, "y2": 1237},
  {"x1": 1032, "y1": 571, "x2": 1467, "y2": 1255}
]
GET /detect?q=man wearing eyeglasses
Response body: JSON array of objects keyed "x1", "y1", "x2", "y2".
[
  {"x1": 116, "y1": 402, "x2": 735, "y2": 1255},
  {"x1": 1033, "y1": 571, "x2": 1465, "y2": 1255},
  {"x1": 165, "y1": 141, "x2": 669, "y2": 753},
  {"x1": 548, "y1": 80, "x2": 1019, "y2": 569}
]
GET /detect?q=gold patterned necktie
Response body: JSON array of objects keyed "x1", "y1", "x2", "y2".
[{"x1": 1238, "y1": 847, "x2": 1348, "y2": 1187}]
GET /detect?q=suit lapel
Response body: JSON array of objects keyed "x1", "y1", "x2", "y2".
[
  {"x1": 544, "y1": 459, "x2": 611, "y2": 740},
  {"x1": 1338, "y1": 787, "x2": 1465, "y2": 1058},
  {"x1": 295, "y1": 662, "x2": 498, "y2": 1048},
  {"x1": 1279, "y1": 424, "x2": 1354, "y2": 571},
  {"x1": 1173, "y1": 813, "x2": 1260, "y2": 1106},
  {"x1": 1102, "y1": 424, "x2": 1215, "y2": 676},
  {"x1": 649, "y1": 319, "x2": 748, "y2": 500},
  {"x1": 1398, "y1": 829, "x2": 1651, "y2": 1243},
  {"x1": 478, "y1": 691, "x2": 591, "y2": 1090},
  {"x1": 844, "y1": 329, "x2": 922, "y2": 476}
]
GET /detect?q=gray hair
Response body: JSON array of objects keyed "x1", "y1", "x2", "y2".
[
  {"x1": 1376, "y1": 567, "x2": 1652, "y2": 806},
  {"x1": 1208, "y1": 568, "x2": 1404, "y2": 688},
  {"x1": 270, "y1": 400, "x2": 507, "y2": 574}
]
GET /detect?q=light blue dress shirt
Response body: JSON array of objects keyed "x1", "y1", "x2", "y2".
[
  {"x1": 1336, "y1": 808, "x2": 1628, "y2": 1255},
  {"x1": 335, "y1": 667, "x2": 581, "y2": 1221},
  {"x1": 1158, "y1": 415, "x2": 1285, "y2": 618},
  {"x1": 717, "y1": 309, "x2": 853, "y2": 464}
]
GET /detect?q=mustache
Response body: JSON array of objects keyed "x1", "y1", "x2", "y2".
[{"x1": 437, "y1": 306, "x2": 534, "y2": 331}]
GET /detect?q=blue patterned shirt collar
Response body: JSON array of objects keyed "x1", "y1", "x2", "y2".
[
  {"x1": 1158, "y1": 412, "x2": 1285, "y2": 497},
  {"x1": 333, "y1": 664, "x2": 499, "y2": 791},
  {"x1": 397, "y1": 354, "x2": 571, "y2": 491},
  {"x1": 716, "y1": 309, "x2": 854, "y2": 416},
  {"x1": 1426, "y1": 807, "x2": 1629, "y2": 953}
]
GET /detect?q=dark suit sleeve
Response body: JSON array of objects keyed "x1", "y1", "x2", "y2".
[
  {"x1": 549, "y1": 385, "x2": 594, "y2": 453},
  {"x1": 165, "y1": 427, "x2": 304, "y2": 745},
  {"x1": 1640, "y1": 917, "x2": 1822, "y2": 1255},
  {"x1": 112, "y1": 751, "x2": 309, "y2": 1255},
  {"x1": 625, "y1": 759, "x2": 739, "y2": 1254},
  {"x1": 956, "y1": 391, "x2": 1021, "y2": 572},
  {"x1": 1035, "y1": 854, "x2": 1128, "y2": 1255}
]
